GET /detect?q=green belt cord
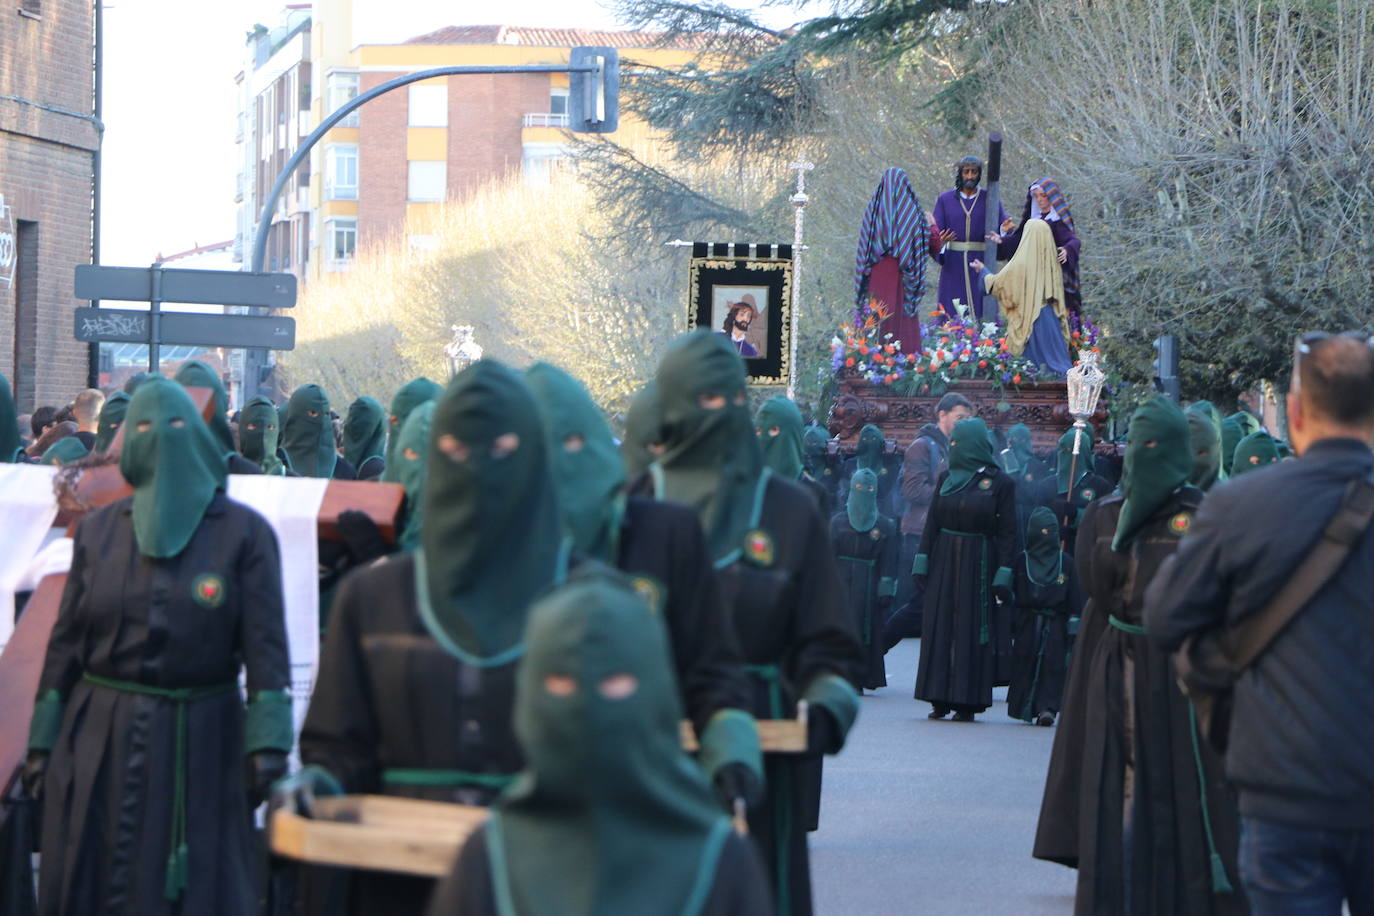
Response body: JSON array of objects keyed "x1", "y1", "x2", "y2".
[
  {"x1": 382, "y1": 769, "x2": 517, "y2": 790},
  {"x1": 939, "y1": 529, "x2": 991, "y2": 644},
  {"x1": 837, "y1": 555, "x2": 877, "y2": 646},
  {"x1": 82, "y1": 672, "x2": 237, "y2": 901},
  {"x1": 744, "y1": 663, "x2": 790, "y2": 915},
  {"x1": 1100, "y1": 620, "x2": 1233, "y2": 893}
]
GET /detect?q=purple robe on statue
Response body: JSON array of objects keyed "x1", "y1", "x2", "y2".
[{"x1": 931, "y1": 189, "x2": 1008, "y2": 321}]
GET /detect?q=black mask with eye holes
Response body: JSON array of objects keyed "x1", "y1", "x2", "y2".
[{"x1": 419, "y1": 360, "x2": 563, "y2": 662}]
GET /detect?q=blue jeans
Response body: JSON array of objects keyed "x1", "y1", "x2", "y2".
[{"x1": 1240, "y1": 816, "x2": 1374, "y2": 915}]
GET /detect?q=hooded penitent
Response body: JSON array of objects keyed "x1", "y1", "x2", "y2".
[
  {"x1": 940, "y1": 416, "x2": 999, "y2": 495},
  {"x1": 847, "y1": 467, "x2": 879, "y2": 531},
  {"x1": 755, "y1": 396, "x2": 805, "y2": 481},
  {"x1": 342, "y1": 396, "x2": 387, "y2": 470},
  {"x1": 855, "y1": 423, "x2": 885, "y2": 475},
  {"x1": 525, "y1": 362, "x2": 627, "y2": 563},
  {"x1": 281, "y1": 384, "x2": 337, "y2": 478},
  {"x1": 123, "y1": 371, "x2": 152, "y2": 395},
  {"x1": 1185, "y1": 400, "x2": 1225, "y2": 490},
  {"x1": 394, "y1": 400, "x2": 434, "y2": 552},
  {"x1": 1112, "y1": 395, "x2": 1193, "y2": 551},
  {"x1": 488, "y1": 573, "x2": 730, "y2": 916},
  {"x1": 119, "y1": 377, "x2": 228, "y2": 558},
  {"x1": 803, "y1": 426, "x2": 829, "y2": 478},
  {"x1": 41, "y1": 436, "x2": 89, "y2": 466},
  {"x1": 621, "y1": 380, "x2": 663, "y2": 480},
  {"x1": 1230, "y1": 431, "x2": 1280, "y2": 477},
  {"x1": 653, "y1": 330, "x2": 763, "y2": 562},
  {"x1": 0, "y1": 374, "x2": 23, "y2": 462},
  {"x1": 173, "y1": 360, "x2": 235, "y2": 455},
  {"x1": 986, "y1": 219, "x2": 1069, "y2": 358},
  {"x1": 416, "y1": 360, "x2": 563, "y2": 665},
  {"x1": 237, "y1": 396, "x2": 284, "y2": 474},
  {"x1": 382, "y1": 378, "x2": 442, "y2": 483},
  {"x1": 1055, "y1": 427, "x2": 1095, "y2": 495},
  {"x1": 1004, "y1": 423, "x2": 1034, "y2": 472},
  {"x1": 94, "y1": 390, "x2": 130, "y2": 453},
  {"x1": 1025, "y1": 506, "x2": 1062, "y2": 583}
]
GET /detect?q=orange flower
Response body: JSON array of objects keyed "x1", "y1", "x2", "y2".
[
  {"x1": 916, "y1": 366, "x2": 925, "y2": 374},
  {"x1": 965, "y1": 328, "x2": 975, "y2": 337},
  {"x1": 1071, "y1": 331, "x2": 1081, "y2": 339},
  {"x1": 1012, "y1": 374, "x2": 1022, "y2": 385},
  {"x1": 859, "y1": 345, "x2": 869, "y2": 355},
  {"x1": 884, "y1": 344, "x2": 896, "y2": 355},
  {"x1": 845, "y1": 357, "x2": 855, "y2": 367}
]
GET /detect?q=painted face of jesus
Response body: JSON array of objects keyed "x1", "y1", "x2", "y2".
[{"x1": 961, "y1": 165, "x2": 981, "y2": 191}]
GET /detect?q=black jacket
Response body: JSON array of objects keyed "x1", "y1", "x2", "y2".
[{"x1": 1145, "y1": 438, "x2": 1374, "y2": 829}]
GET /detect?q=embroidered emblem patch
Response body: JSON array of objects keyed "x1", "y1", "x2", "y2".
[
  {"x1": 978, "y1": 478, "x2": 992, "y2": 490},
  {"x1": 744, "y1": 529, "x2": 775, "y2": 567},
  {"x1": 1168, "y1": 512, "x2": 1193, "y2": 536},
  {"x1": 869, "y1": 527, "x2": 882, "y2": 540},
  {"x1": 1057, "y1": 574, "x2": 1066, "y2": 585},
  {"x1": 192, "y1": 574, "x2": 225, "y2": 609},
  {"x1": 1081, "y1": 488, "x2": 1096, "y2": 502},
  {"x1": 630, "y1": 576, "x2": 664, "y2": 615},
  {"x1": 1024, "y1": 473, "x2": 1034, "y2": 482}
]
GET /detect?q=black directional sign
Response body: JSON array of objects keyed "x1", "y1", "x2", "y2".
[
  {"x1": 74, "y1": 307, "x2": 296, "y2": 350},
  {"x1": 75, "y1": 265, "x2": 296, "y2": 309}
]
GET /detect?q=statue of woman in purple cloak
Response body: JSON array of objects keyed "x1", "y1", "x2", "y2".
[{"x1": 992, "y1": 178, "x2": 1083, "y2": 321}]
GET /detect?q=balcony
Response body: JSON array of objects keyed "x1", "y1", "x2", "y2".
[{"x1": 522, "y1": 112, "x2": 569, "y2": 128}]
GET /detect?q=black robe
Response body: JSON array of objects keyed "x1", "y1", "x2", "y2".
[
  {"x1": 829, "y1": 512, "x2": 900, "y2": 689},
  {"x1": 35, "y1": 493, "x2": 289, "y2": 916},
  {"x1": 1005, "y1": 552, "x2": 1085, "y2": 722},
  {"x1": 1007, "y1": 456, "x2": 1052, "y2": 541},
  {"x1": 425, "y1": 823, "x2": 774, "y2": 916},
  {"x1": 1040, "y1": 492, "x2": 1245, "y2": 915},
  {"x1": 1030, "y1": 472, "x2": 1113, "y2": 557},
  {"x1": 299, "y1": 497, "x2": 749, "y2": 914},
  {"x1": 914, "y1": 469, "x2": 1018, "y2": 710}
]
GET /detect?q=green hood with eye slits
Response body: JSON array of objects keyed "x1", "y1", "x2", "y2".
[
  {"x1": 173, "y1": 360, "x2": 235, "y2": 456},
  {"x1": 941, "y1": 417, "x2": 999, "y2": 495},
  {"x1": 94, "y1": 391, "x2": 130, "y2": 454},
  {"x1": 282, "y1": 384, "x2": 337, "y2": 478},
  {"x1": 383, "y1": 378, "x2": 443, "y2": 483},
  {"x1": 238, "y1": 396, "x2": 284, "y2": 474},
  {"x1": 847, "y1": 467, "x2": 879, "y2": 531},
  {"x1": 756, "y1": 396, "x2": 805, "y2": 481},
  {"x1": 395, "y1": 400, "x2": 435, "y2": 552},
  {"x1": 1113, "y1": 395, "x2": 1194, "y2": 551}
]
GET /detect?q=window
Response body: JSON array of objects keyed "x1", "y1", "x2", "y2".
[
  {"x1": 12, "y1": 220, "x2": 38, "y2": 406},
  {"x1": 324, "y1": 144, "x2": 358, "y2": 201},
  {"x1": 550, "y1": 87, "x2": 569, "y2": 116},
  {"x1": 408, "y1": 84, "x2": 448, "y2": 127},
  {"x1": 19, "y1": 0, "x2": 40, "y2": 18},
  {"x1": 327, "y1": 70, "x2": 360, "y2": 127},
  {"x1": 408, "y1": 161, "x2": 446, "y2": 202},
  {"x1": 327, "y1": 218, "x2": 357, "y2": 264},
  {"x1": 522, "y1": 143, "x2": 570, "y2": 184}
]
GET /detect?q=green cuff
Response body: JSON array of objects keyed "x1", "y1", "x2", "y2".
[
  {"x1": 244, "y1": 689, "x2": 294, "y2": 754},
  {"x1": 802, "y1": 674, "x2": 860, "y2": 749},
  {"x1": 697, "y1": 708, "x2": 763, "y2": 783},
  {"x1": 912, "y1": 554, "x2": 929, "y2": 577},
  {"x1": 993, "y1": 566, "x2": 1014, "y2": 594},
  {"x1": 28, "y1": 689, "x2": 64, "y2": 752},
  {"x1": 878, "y1": 576, "x2": 897, "y2": 598}
]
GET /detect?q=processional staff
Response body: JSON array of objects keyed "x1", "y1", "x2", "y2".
[{"x1": 788, "y1": 158, "x2": 814, "y2": 401}]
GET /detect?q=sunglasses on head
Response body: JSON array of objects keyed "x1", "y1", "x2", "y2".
[{"x1": 1295, "y1": 330, "x2": 1374, "y2": 356}]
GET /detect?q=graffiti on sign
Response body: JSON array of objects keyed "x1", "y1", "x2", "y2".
[{"x1": 81, "y1": 312, "x2": 147, "y2": 341}]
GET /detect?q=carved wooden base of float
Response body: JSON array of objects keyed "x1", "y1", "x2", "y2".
[{"x1": 828, "y1": 378, "x2": 1107, "y2": 453}]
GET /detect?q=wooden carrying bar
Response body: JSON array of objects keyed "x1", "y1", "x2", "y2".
[{"x1": 680, "y1": 701, "x2": 809, "y2": 754}]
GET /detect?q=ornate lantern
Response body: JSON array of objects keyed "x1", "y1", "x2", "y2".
[{"x1": 444, "y1": 325, "x2": 483, "y2": 377}]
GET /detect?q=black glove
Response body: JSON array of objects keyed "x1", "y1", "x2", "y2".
[
  {"x1": 20, "y1": 750, "x2": 48, "y2": 802},
  {"x1": 806, "y1": 706, "x2": 842, "y2": 757},
  {"x1": 246, "y1": 751, "x2": 289, "y2": 808},
  {"x1": 336, "y1": 510, "x2": 388, "y2": 565},
  {"x1": 712, "y1": 762, "x2": 763, "y2": 812}
]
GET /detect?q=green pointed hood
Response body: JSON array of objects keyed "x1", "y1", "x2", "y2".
[
  {"x1": 1056, "y1": 426, "x2": 1095, "y2": 495},
  {"x1": 41, "y1": 436, "x2": 89, "y2": 466},
  {"x1": 1003, "y1": 423, "x2": 1033, "y2": 473},
  {"x1": 802, "y1": 426, "x2": 829, "y2": 477},
  {"x1": 123, "y1": 371, "x2": 152, "y2": 395},
  {"x1": 394, "y1": 400, "x2": 435, "y2": 552},
  {"x1": 94, "y1": 391, "x2": 130, "y2": 453},
  {"x1": 856, "y1": 424, "x2": 885, "y2": 473},
  {"x1": 342, "y1": 396, "x2": 386, "y2": 469},
  {"x1": 0, "y1": 374, "x2": 22, "y2": 463},
  {"x1": 119, "y1": 377, "x2": 227, "y2": 558},
  {"x1": 847, "y1": 467, "x2": 879, "y2": 531},
  {"x1": 281, "y1": 384, "x2": 337, "y2": 478},
  {"x1": 941, "y1": 417, "x2": 999, "y2": 495},
  {"x1": 653, "y1": 330, "x2": 763, "y2": 562},
  {"x1": 1025, "y1": 506, "x2": 1062, "y2": 583},
  {"x1": 1185, "y1": 401, "x2": 1224, "y2": 491},
  {"x1": 417, "y1": 360, "x2": 564, "y2": 665},
  {"x1": 238, "y1": 396, "x2": 284, "y2": 474},
  {"x1": 382, "y1": 377, "x2": 442, "y2": 482},
  {"x1": 493, "y1": 572, "x2": 729, "y2": 916},
  {"x1": 621, "y1": 380, "x2": 663, "y2": 480},
  {"x1": 525, "y1": 363, "x2": 627, "y2": 563},
  {"x1": 1112, "y1": 395, "x2": 1193, "y2": 551},
  {"x1": 1220, "y1": 416, "x2": 1245, "y2": 477},
  {"x1": 1230, "y1": 431, "x2": 1280, "y2": 477},
  {"x1": 173, "y1": 360, "x2": 234, "y2": 456},
  {"x1": 756, "y1": 396, "x2": 805, "y2": 481}
]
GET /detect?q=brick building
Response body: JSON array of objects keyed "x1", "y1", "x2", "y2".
[{"x1": 0, "y1": 0, "x2": 98, "y2": 410}]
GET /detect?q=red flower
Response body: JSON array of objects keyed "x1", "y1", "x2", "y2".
[
  {"x1": 965, "y1": 328, "x2": 975, "y2": 337},
  {"x1": 884, "y1": 344, "x2": 896, "y2": 355},
  {"x1": 845, "y1": 357, "x2": 855, "y2": 368},
  {"x1": 916, "y1": 366, "x2": 925, "y2": 374},
  {"x1": 1012, "y1": 374, "x2": 1022, "y2": 385},
  {"x1": 859, "y1": 345, "x2": 869, "y2": 355},
  {"x1": 978, "y1": 359, "x2": 988, "y2": 368}
]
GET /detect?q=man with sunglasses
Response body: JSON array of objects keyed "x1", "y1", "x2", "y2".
[{"x1": 1146, "y1": 331, "x2": 1374, "y2": 915}]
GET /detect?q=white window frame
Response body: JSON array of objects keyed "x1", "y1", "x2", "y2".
[
  {"x1": 549, "y1": 87, "x2": 570, "y2": 115},
  {"x1": 326, "y1": 217, "x2": 357, "y2": 266},
  {"x1": 324, "y1": 143, "x2": 358, "y2": 201},
  {"x1": 407, "y1": 160, "x2": 447, "y2": 202},
  {"x1": 408, "y1": 83, "x2": 448, "y2": 128},
  {"x1": 327, "y1": 70, "x2": 360, "y2": 127}
]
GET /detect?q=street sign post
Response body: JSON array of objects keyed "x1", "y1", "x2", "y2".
[{"x1": 73, "y1": 264, "x2": 297, "y2": 373}]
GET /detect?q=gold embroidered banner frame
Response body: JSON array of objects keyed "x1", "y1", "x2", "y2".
[{"x1": 687, "y1": 244, "x2": 793, "y2": 386}]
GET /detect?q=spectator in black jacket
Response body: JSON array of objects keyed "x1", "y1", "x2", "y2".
[{"x1": 1146, "y1": 331, "x2": 1374, "y2": 915}]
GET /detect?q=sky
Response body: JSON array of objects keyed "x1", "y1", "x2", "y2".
[{"x1": 99, "y1": 0, "x2": 827, "y2": 268}]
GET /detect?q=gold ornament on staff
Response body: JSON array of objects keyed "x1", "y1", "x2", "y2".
[{"x1": 1063, "y1": 351, "x2": 1107, "y2": 534}]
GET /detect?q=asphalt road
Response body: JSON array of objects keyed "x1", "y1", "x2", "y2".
[{"x1": 810, "y1": 637, "x2": 1078, "y2": 915}]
